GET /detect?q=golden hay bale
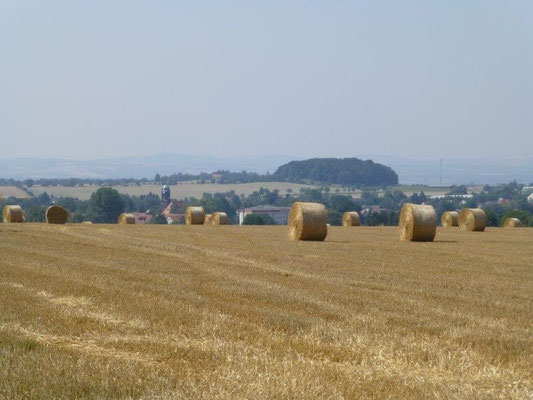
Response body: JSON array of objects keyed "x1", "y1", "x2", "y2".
[
  {"x1": 342, "y1": 211, "x2": 360, "y2": 227},
  {"x1": 441, "y1": 211, "x2": 459, "y2": 227},
  {"x1": 204, "y1": 214, "x2": 212, "y2": 225},
  {"x1": 118, "y1": 213, "x2": 136, "y2": 224},
  {"x1": 210, "y1": 212, "x2": 228, "y2": 225},
  {"x1": 288, "y1": 202, "x2": 327, "y2": 241},
  {"x1": 45, "y1": 205, "x2": 68, "y2": 224},
  {"x1": 399, "y1": 203, "x2": 436, "y2": 242},
  {"x1": 3, "y1": 205, "x2": 24, "y2": 223},
  {"x1": 185, "y1": 206, "x2": 205, "y2": 225},
  {"x1": 503, "y1": 217, "x2": 523, "y2": 228},
  {"x1": 459, "y1": 208, "x2": 486, "y2": 232}
]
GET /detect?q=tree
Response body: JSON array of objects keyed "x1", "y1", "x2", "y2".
[
  {"x1": 151, "y1": 213, "x2": 168, "y2": 224},
  {"x1": 242, "y1": 213, "x2": 276, "y2": 225},
  {"x1": 361, "y1": 191, "x2": 379, "y2": 205},
  {"x1": 37, "y1": 192, "x2": 51, "y2": 206},
  {"x1": 25, "y1": 205, "x2": 46, "y2": 222},
  {"x1": 500, "y1": 210, "x2": 531, "y2": 227},
  {"x1": 86, "y1": 188, "x2": 125, "y2": 223},
  {"x1": 327, "y1": 209, "x2": 342, "y2": 226},
  {"x1": 329, "y1": 195, "x2": 360, "y2": 214}
]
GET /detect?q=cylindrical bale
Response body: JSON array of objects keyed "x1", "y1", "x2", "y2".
[
  {"x1": 82, "y1": 221, "x2": 93, "y2": 225},
  {"x1": 503, "y1": 217, "x2": 523, "y2": 228},
  {"x1": 118, "y1": 213, "x2": 136, "y2": 224},
  {"x1": 185, "y1": 206, "x2": 205, "y2": 225},
  {"x1": 342, "y1": 211, "x2": 360, "y2": 227},
  {"x1": 210, "y1": 212, "x2": 228, "y2": 225},
  {"x1": 46, "y1": 205, "x2": 69, "y2": 224},
  {"x1": 399, "y1": 203, "x2": 436, "y2": 242},
  {"x1": 203, "y1": 214, "x2": 212, "y2": 225},
  {"x1": 459, "y1": 208, "x2": 486, "y2": 232},
  {"x1": 441, "y1": 211, "x2": 459, "y2": 227},
  {"x1": 3, "y1": 205, "x2": 24, "y2": 223},
  {"x1": 288, "y1": 202, "x2": 327, "y2": 241}
]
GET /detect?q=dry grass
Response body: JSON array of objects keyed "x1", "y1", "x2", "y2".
[{"x1": 0, "y1": 224, "x2": 532, "y2": 399}]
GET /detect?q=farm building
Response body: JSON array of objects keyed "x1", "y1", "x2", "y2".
[{"x1": 238, "y1": 205, "x2": 291, "y2": 225}]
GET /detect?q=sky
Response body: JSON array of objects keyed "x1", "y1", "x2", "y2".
[{"x1": 1, "y1": 1, "x2": 532, "y2": 161}]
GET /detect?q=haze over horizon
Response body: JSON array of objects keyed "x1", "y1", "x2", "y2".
[{"x1": 1, "y1": 1, "x2": 532, "y2": 161}]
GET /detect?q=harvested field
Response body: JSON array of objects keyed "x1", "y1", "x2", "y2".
[
  {"x1": 0, "y1": 225, "x2": 532, "y2": 399},
  {"x1": 24, "y1": 184, "x2": 453, "y2": 201},
  {"x1": 0, "y1": 186, "x2": 30, "y2": 199},
  {"x1": 28, "y1": 182, "x2": 316, "y2": 201}
]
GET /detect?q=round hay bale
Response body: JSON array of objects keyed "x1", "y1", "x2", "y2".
[
  {"x1": 503, "y1": 217, "x2": 523, "y2": 228},
  {"x1": 342, "y1": 211, "x2": 360, "y2": 227},
  {"x1": 288, "y1": 202, "x2": 327, "y2": 241},
  {"x1": 210, "y1": 212, "x2": 228, "y2": 225},
  {"x1": 441, "y1": 211, "x2": 459, "y2": 227},
  {"x1": 118, "y1": 213, "x2": 136, "y2": 224},
  {"x1": 45, "y1": 205, "x2": 68, "y2": 224},
  {"x1": 82, "y1": 221, "x2": 93, "y2": 225},
  {"x1": 203, "y1": 214, "x2": 212, "y2": 225},
  {"x1": 3, "y1": 205, "x2": 24, "y2": 223},
  {"x1": 458, "y1": 208, "x2": 486, "y2": 232},
  {"x1": 399, "y1": 203, "x2": 436, "y2": 242},
  {"x1": 185, "y1": 206, "x2": 205, "y2": 225}
]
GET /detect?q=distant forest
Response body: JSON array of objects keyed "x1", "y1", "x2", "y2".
[
  {"x1": 273, "y1": 158, "x2": 398, "y2": 186},
  {"x1": 0, "y1": 157, "x2": 398, "y2": 187}
]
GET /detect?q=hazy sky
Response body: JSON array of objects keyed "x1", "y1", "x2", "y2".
[{"x1": 1, "y1": 1, "x2": 532, "y2": 160}]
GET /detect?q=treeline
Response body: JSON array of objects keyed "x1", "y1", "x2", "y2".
[
  {"x1": 0, "y1": 157, "x2": 399, "y2": 188},
  {"x1": 2, "y1": 182, "x2": 530, "y2": 227},
  {"x1": 0, "y1": 189, "x2": 163, "y2": 224},
  {"x1": 154, "y1": 170, "x2": 272, "y2": 185},
  {"x1": 156, "y1": 158, "x2": 399, "y2": 186},
  {"x1": 355, "y1": 181, "x2": 533, "y2": 227},
  {"x1": 0, "y1": 177, "x2": 148, "y2": 188}
]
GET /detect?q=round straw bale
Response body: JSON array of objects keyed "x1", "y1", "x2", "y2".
[
  {"x1": 3, "y1": 205, "x2": 24, "y2": 223},
  {"x1": 210, "y1": 212, "x2": 228, "y2": 225},
  {"x1": 342, "y1": 211, "x2": 360, "y2": 227},
  {"x1": 45, "y1": 205, "x2": 68, "y2": 224},
  {"x1": 458, "y1": 208, "x2": 486, "y2": 232},
  {"x1": 399, "y1": 203, "x2": 436, "y2": 242},
  {"x1": 203, "y1": 214, "x2": 212, "y2": 225},
  {"x1": 503, "y1": 217, "x2": 523, "y2": 228},
  {"x1": 441, "y1": 211, "x2": 459, "y2": 227},
  {"x1": 118, "y1": 213, "x2": 136, "y2": 224},
  {"x1": 82, "y1": 221, "x2": 93, "y2": 225},
  {"x1": 185, "y1": 206, "x2": 205, "y2": 225},
  {"x1": 288, "y1": 202, "x2": 327, "y2": 241}
]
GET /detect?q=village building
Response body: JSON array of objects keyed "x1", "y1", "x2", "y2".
[{"x1": 237, "y1": 205, "x2": 291, "y2": 225}]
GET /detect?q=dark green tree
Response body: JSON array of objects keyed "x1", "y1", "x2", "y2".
[
  {"x1": 242, "y1": 213, "x2": 276, "y2": 225},
  {"x1": 25, "y1": 205, "x2": 46, "y2": 222},
  {"x1": 86, "y1": 188, "x2": 125, "y2": 223},
  {"x1": 327, "y1": 209, "x2": 342, "y2": 226}
]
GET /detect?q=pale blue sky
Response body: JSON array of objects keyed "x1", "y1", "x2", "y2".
[{"x1": 1, "y1": 1, "x2": 532, "y2": 160}]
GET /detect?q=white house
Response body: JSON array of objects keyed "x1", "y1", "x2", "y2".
[{"x1": 238, "y1": 205, "x2": 291, "y2": 225}]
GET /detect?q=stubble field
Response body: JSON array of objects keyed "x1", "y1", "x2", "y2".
[{"x1": 0, "y1": 224, "x2": 531, "y2": 399}]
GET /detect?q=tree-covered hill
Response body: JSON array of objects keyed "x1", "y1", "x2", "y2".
[{"x1": 273, "y1": 158, "x2": 398, "y2": 186}]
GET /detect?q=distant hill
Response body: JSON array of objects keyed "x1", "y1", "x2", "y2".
[
  {"x1": 273, "y1": 158, "x2": 399, "y2": 186},
  {"x1": 0, "y1": 154, "x2": 294, "y2": 180}
]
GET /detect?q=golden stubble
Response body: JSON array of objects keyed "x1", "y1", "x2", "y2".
[{"x1": 0, "y1": 224, "x2": 532, "y2": 399}]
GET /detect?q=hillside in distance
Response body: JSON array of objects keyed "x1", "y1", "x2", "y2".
[{"x1": 274, "y1": 158, "x2": 399, "y2": 186}]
